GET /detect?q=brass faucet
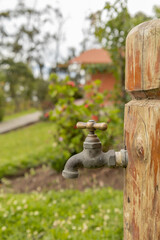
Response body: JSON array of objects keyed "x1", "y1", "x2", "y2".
[{"x1": 62, "y1": 120, "x2": 128, "y2": 179}]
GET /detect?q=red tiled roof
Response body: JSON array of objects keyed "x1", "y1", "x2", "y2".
[{"x1": 69, "y1": 48, "x2": 112, "y2": 64}]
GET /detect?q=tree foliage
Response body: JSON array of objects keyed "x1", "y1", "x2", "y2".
[
  {"x1": 89, "y1": 0, "x2": 151, "y2": 105},
  {"x1": 0, "y1": 59, "x2": 35, "y2": 111},
  {"x1": 0, "y1": 0, "x2": 64, "y2": 77},
  {"x1": 153, "y1": 5, "x2": 160, "y2": 18},
  {"x1": 0, "y1": 0, "x2": 64, "y2": 115}
]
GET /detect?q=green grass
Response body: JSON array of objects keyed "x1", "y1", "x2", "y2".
[
  {"x1": 3, "y1": 108, "x2": 38, "y2": 122},
  {"x1": 0, "y1": 122, "x2": 55, "y2": 178},
  {"x1": 0, "y1": 188, "x2": 123, "y2": 240}
]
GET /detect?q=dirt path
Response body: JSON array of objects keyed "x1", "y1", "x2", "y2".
[
  {"x1": 1, "y1": 166, "x2": 124, "y2": 193},
  {"x1": 0, "y1": 111, "x2": 42, "y2": 134}
]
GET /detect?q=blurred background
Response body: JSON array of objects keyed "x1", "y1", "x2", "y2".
[{"x1": 0, "y1": 0, "x2": 159, "y2": 239}]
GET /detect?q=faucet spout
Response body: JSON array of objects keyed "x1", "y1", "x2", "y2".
[
  {"x1": 62, "y1": 148, "x2": 128, "y2": 179},
  {"x1": 62, "y1": 151, "x2": 84, "y2": 179}
]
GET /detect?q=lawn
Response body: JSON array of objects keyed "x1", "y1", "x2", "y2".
[
  {"x1": 0, "y1": 117, "x2": 123, "y2": 240},
  {"x1": 0, "y1": 188, "x2": 123, "y2": 240},
  {"x1": 0, "y1": 122, "x2": 55, "y2": 178}
]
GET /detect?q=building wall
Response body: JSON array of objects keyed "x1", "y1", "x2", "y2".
[
  {"x1": 90, "y1": 73, "x2": 116, "y2": 92},
  {"x1": 86, "y1": 72, "x2": 116, "y2": 105}
]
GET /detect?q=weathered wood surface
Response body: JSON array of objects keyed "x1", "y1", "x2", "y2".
[
  {"x1": 124, "y1": 100, "x2": 160, "y2": 240},
  {"x1": 125, "y1": 19, "x2": 160, "y2": 98},
  {"x1": 124, "y1": 19, "x2": 160, "y2": 240}
]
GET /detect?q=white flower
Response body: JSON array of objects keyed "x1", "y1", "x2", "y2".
[
  {"x1": 36, "y1": 187, "x2": 41, "y2": 192},
  {"x1": 114, "y1": 208, "x2": 121, "y2": 213},
  {"x1": 34, "y1": 211, "x2": 39, "y2": 216},
  {"x1": 104, "y1": 215, "x2": 110, "y2": 221},
  {"x1": 53, "y1": 220, "x2": 61, "y2": 227},
  {"x1": 99, "y1": 181, "x2": 104, "y2": 187},
  {"x1": 17, "y1": 206, "x2": 22, "y2": 211},
  {"x1": 54, "y1": 212, "x2": 58, "y2": 217},
  {"x1": 3, "y1": 212, "x2": 8, "y2": 218},
  {"x1": 53, "y1": 142, "x2": 57, "y2": 147},
  {"x1": 60, "y1": 220, "x2": 65, "y2": 226},
  {"x1": 82, "y1": 223, "x2": 88, "y2": 232},
  {"x1": 66, "y1": 220, "x2": 71, "y2": 225},
  {"x1": 1, "y1": 226, "x2": 6, "y2": 231},
  {"x1": 72, "y1": 226, "x2": 76, "y2": 230},
  {"x1": 33, "y1": 231, "x2": 38, "y2": 236},
  {"x1": 13, "y1": 200, "x2": 17, "y2": 205},
  {"x1": 95, "y1": 227, "x2": 101, "y2": 231},
  {"x1": 22, "y1": 199, "x2": 26, "y2": 204}
]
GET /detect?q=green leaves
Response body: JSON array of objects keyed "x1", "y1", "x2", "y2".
[
  {"x1": 83, "y1": 64, "x2": 114, "y2": 74},
  {"x1": 0, "y1": 2, "x2": 64, "y2": 79},
  {"x1": 0, "y1": 59, "x2": 35, "y2": 112},
  {"x1": 153, "y1": 5, "x2": 160, "y2": 18},
  {"x1": 89, "y1": 0, "x2": 151, "y2": 105}
]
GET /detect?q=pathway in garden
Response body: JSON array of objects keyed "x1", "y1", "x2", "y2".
[{"x1": 0, "y1": 111, "x2": 42, "y2": 134}]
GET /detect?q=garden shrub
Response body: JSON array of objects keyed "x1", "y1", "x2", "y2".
[{"x1": 49, "y1": 74, "x2": 123, "y2": 172}]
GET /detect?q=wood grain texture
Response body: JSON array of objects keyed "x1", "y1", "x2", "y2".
[
  {"x1": 125, "y1": 19, "x2": 160, "y2": 97},
  {"x1": 124, "y1": 99, "x2": 160, "y2": 240}
]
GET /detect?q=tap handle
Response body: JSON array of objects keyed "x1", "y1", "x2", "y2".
[{"x1": 76, "y1": 120, "x2": 107, "y2": 131}]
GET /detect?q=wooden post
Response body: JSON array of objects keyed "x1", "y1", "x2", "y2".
[{"x1": 124, "y1": 19, "x2": 160, "y2": 239}]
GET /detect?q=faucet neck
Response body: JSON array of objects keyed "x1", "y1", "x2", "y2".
[{"x1": 83, "y1": 132, "x2": 102, "y2": 149}]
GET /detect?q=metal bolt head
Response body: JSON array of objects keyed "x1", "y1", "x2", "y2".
[{"x1": 108, "y1": 150, "x2": 116, "y2": 167}]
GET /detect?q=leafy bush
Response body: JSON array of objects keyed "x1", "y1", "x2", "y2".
[{"x1": 49, "y1": 74, "x2": 123, "y2": 172}]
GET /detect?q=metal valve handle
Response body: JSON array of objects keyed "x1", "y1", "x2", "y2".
[{"x1": 76, "y1": 120, "x2": 107, "y2": 131}]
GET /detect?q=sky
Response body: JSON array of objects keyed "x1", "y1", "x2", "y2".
[{"x1": 1, "y1": 0, "x2": 160, "y2": 62}]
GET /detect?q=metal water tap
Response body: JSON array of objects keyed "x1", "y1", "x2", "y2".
[{"x1": 62, "y1": 120, "x2": 128, "y2": 179}]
